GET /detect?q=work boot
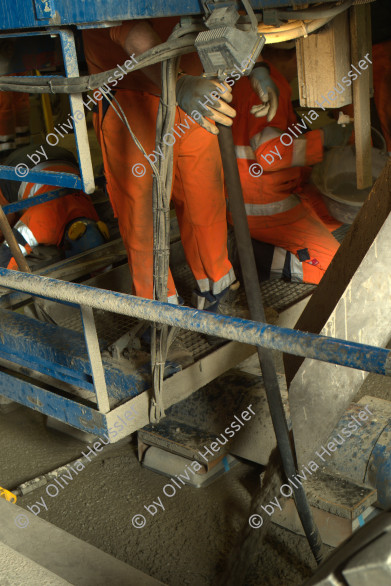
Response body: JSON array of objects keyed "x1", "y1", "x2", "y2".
[{"x1": 191, "y1": 280, "x2": 240, "y2": 313}]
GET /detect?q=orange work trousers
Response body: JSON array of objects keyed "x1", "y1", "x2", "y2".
[
  {"x1": 0, "y1": 88, "x2": 30, "y2": 152},
  {"x1": 96, "y1": 90, "x2": 234, "y2": 300},
  {"x1": 298, "y1": 183, "x2": 342, "y2": 232},
  {"x1": 245, "y1": 187, "x2": 340, "y2": 285}
]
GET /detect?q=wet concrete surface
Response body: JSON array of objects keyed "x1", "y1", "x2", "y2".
[
  {"x1": 1, "y1": 346, "x2": 391, "y2": 585},
  {"x1": 0, "y1": 388, "x2": 319, "y2": 585}
]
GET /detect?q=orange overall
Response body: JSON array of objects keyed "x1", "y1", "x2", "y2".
[
  {"x1": 3, "y1": 163, "x2": 98, "y2": 269},
  {"x1": 83, "y1": 20, "x2": 234, "y2": 301},
  {"x1": 0, "y1": 83, "x2": 30, "y2": 155},
  {"x1": 230, "y1": 63, "x2": 340, "y2": 284}
]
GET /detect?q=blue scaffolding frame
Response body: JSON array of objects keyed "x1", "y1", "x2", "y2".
[{"x1": 0, "y1": 1, "x2": 387, "y2": 441}]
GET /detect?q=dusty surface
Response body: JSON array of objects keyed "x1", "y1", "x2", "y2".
[
  {"x1": 1, "y1": 347, "x2": 391, "y2": 585},
  {"x1": 0, "y1": 362, "x2": 321, "y2": 586}
]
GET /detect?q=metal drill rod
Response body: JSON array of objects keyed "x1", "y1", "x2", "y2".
[
  {"x1": 0, "y1": 205, "x2": 56, "y2": 324},
  {"x1": 0, "y1": 204, "x2": 32, "y2": 273},
  {"x1": 216, "y1": 123, "x2": 324, "y2": 564}
]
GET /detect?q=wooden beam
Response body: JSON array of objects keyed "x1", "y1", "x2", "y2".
[{"x1": 350, "y1": 3, "x2": 373, "y2": 189}]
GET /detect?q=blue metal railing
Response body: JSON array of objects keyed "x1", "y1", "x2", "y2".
[{"x1": 0, "y1": 267, "x2": 390, "y2": 378}]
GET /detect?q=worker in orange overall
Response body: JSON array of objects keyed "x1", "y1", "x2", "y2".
[
  {"x1": 230, "y1": 44, "x2": 352, "y2": 284},
  {"x1": 83, "y1": 18, "x2": 278, "y2": 310},
  {"x1": 0, "y1": 41, "x2": 30, "y2": 158},
  {"x1": 0, "y1": 89, "x2": 30, "y2": 159},
  {"x1": 0, "y1": 145, "x2": 109, "y2": 268}
]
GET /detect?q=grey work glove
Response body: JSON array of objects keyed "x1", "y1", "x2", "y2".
[
  {"x1": 249, "y1": 65, "x2": 279, "y2": 122},
  {"x1": 321, "y1": 122, "x2": 354, "y2": 148},
  {"x1": 176, "y1": 75, "x2": 236, "y2": 135}
]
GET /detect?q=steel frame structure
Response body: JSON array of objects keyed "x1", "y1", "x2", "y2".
[
  {"x1": 0, "y1": 267, "x2": 390, "y2": 441},
  {"x1": 0, "y1": 1, "x2": 387, "y2": 443}
]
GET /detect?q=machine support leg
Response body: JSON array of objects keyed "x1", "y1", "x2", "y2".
[
  {"x1": 58, "y1": 29, "x2": 95, "y2": 195},
  {"x1": 0, "y1": 205, "x2": 32, "y2": 273},
  {"x1": 216, "y1": 123, "x2": 324, "y2": 564},
  {"x1": 80, "y1": 304, "x2": 110, "y2": 414}
]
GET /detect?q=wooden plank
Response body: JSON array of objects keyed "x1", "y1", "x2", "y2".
[
  {"x1": 350, "y1": 4, "x2": 373, "y2": 188},
  {"x1": 296, "y1": 11, "x2": 352, "y2": 108},
  {"x1": 272, "y1": 498, "x2": 377, "y2": 549}
]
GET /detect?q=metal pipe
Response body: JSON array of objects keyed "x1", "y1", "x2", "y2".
[
  {"x1": 2, "y1": 187, "x2": 70, "y2": 215},
  {"x1": 217, "y1": 124, "x2": 323, "y2": 565},
  {"x1": 0, "y1": 166, "x2": 81, "y2": 189},
  {"x1": 0, "y1": 268, "x2": 391, "y2": 377}
]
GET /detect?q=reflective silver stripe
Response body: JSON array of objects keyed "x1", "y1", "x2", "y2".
[
  {"x1": 244, "y1": 194, "x2": 300, "y2": 216},
  {"x1": 211, "y1": 267, "x2": 236, "y2": 295},
  {"x1": 196, "y1": 278, "x2": 210, "y2": 294},
  {"x1": 167, "y1": 293, "x2": 179, "y2": 305},
  {"x1": 14, "y1": 221, "x2": 39, "y2": 247},
  {"x1": 289, "y1": 254, "x2": 304, "y2": 283},
  {"x1": 18, "y1": 160, "x2": 79, "y2": 200},
  {"x1": 270, "y1": 247, "x2": 288, "y2": 276},
  {"x1": 197, "y1": 267, "x2": 236, "y2": 295},
  {"x1": 3, "y1": 240, "x2": 28, "y2": 256},
  {"x1": 0, "y1": 141, "x2": 15, "y2": 151},
  {"x1": 291, "y1": 138, "x2": 307, "y2": 167},
  {"x1": 250, "y1": 127, "x2": 283, "y2": 151},
  {"x1": 0, "y1": 134, "x2": 15, "y2": 142},
  {"x1": 235, "y1": 145, "x2": 255, "y2": 160},
  {"x1": 15, "y1": 136, "x2": 30, "y2": 146},
  {"x1": 269, "y1": 247, "x2": 304, "y2": 283}
]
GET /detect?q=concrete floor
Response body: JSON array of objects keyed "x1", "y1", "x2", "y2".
[
  {"x1": 0, "y1": 374, "x2": 316, "y2": 586},
  {"x1": 1, "y1": 344, "x2": 390, "y2": 585}
]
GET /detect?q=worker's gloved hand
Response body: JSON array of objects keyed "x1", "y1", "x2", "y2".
[
  {"x1": 249, "y1": 65, "x2": 279, "y2": 122},
  {"x1": 321, "y1": 122, "x2": 354, "y2": 148},
  {"x1": 176, "y1": 75, "x2": 236, "y2": 135}
]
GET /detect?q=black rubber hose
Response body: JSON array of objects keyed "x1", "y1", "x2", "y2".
[{"x1": 216, "y1": 123, "x2": 324, "y2": 565}]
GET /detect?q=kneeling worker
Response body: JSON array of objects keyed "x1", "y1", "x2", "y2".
[
  {"x1": 0, "y1": 145, "x2": 109, "y2": 269},
  {"x1": 230, "y1": 44, "x2": 352, "y2": 285}
]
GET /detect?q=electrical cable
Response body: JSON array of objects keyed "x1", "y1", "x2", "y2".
[
  {"x1": 0, "y1": 32, "x2": 199, "y2": 94},
  {"x1": 150, "y1": 53, "x2": 180, "y2": 422},
  {"x1": 275, "y1": 0, "x2": 354, "y2": 21},
  {"x1": 259, "y1": 17, "x2": 334, "y2": 43},
  {"x1": 241, "y1": 0, "x2": 258, "y2": 31},
  {"x1": 106, "y1": 92, "x2": 160, "y2": 179},
  {"x1": 258, "y1": 0, "x2": 353, "y2": 43}
]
